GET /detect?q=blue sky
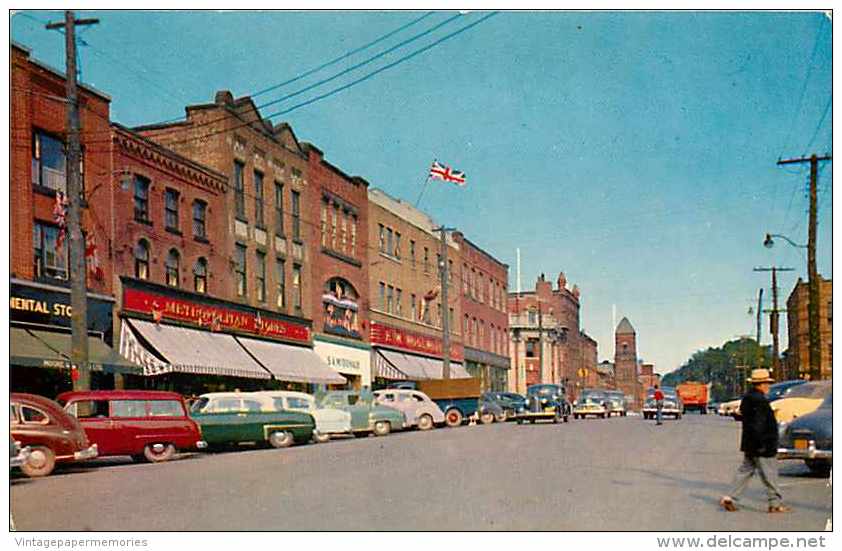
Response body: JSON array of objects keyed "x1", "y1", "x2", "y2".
[{"x1": 11, "y1": 10, "x2": 832, "y2": 374}]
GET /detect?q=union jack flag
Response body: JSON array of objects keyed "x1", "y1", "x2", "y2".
[
  {"x1": 429, "y1": 160, "x2": 466, "y2": 186},
  {"x1": 53, "y1": 191, "x2": 69, "y2": 250}
]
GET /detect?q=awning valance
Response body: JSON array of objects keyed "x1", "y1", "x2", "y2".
[
  {"x1": 11, "y1": 327, "x2": 142, "y2": 374},
  {"x1": 235, "y1": 336, "x2": 346, "y2": 385},
  {"x1": 374, "y1": 348, "x2": 468, "y2": 380}
]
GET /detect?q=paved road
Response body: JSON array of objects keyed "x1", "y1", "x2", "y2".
[{"x1": 10, "y1": 414, "x2": 831, "y2": 531}]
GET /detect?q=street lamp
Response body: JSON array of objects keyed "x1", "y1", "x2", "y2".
[{"x1": 763, "y1": 231, "x2": 820, "y2": 381}]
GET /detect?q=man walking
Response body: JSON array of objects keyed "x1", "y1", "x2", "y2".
[
  {"x1": 653, "y1": 384, "x2": 664, "y2": 425},
  {"x1": 720, "y1": 368, "x2": 791, "y2": 513}
]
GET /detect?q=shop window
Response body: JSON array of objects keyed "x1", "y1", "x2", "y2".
[
  {"x1": 292, "y1": 264, "x2": 302, "y2": 310},
  {"x1": 165, "y1": 249, "x2": 180, "y2": 287},
  {"x1": 33, "y1": 222, "x2": 68, "y2": 281},
  {"x1": 291, "y1": 190, "x2": 301, "y2": 240},
  {"x1": 234, "y1": 161, "x2": 245, "y2": 220},
  {"x1": 165, "y1": 188, "x2": 179, "y2": 231},
  {"x1": 254, "y1": 170, "x2": 264, "y2": 227},
  {"x1": 323, "y1": 277, "x2": 361, "y2": 338},
  {"x1": 192, "y1": 200, "x2": 207, "y2": 239},
  {"x1": 276, "y1": 258, "x2": 286, "y2": 310},
  {"x1": 134, "y1": 175, "x2": 150, "y2": 222},
  {"x1": 275, "y1": 183, "x2": 284, "y2": 237},
  {"x1": 134, "y1": 239, "x2": 150, "y2": 280},
  {"x1": 256, "y1": 251, "x2": 266, "y2": 302},
  {"x1": 32, "y1": 130, "x2": 66, "y2": 193},
  {"x1": 194, "y1": 257, "x2": 208, "y2": 294},
  {"x1": 235, "y1": 245, "x2": 247, "y2": 297}
]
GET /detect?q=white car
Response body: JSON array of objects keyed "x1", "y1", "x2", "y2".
[
  {"x1": 251, "y1": 391, "x2": 352, "y2": 443},
  {"x1": 373, "y1": 389, "x2": 445, "y2": 430}
]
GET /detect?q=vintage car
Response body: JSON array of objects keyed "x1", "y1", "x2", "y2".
[
  {"x1": 190, "y1": 392, "x2": 315, "y2": 449},
  {"x1": 778, "y1": 392, "x2": 832, "y2": 474},
  {"x1": 319, "y1": 390, "x2": 406, "y2": 436},
  {"x1": 772, "y1": 380, "x2": 832, "y2": 424},
  {"x1": 373, "y1": 389, "x2": 445, "y2": 430},
  {"x1": 481, "y1": 392, "x2": 526, "y2": 422},
  {"x1": 10, "y1": 393, "x2": 98, "y2": 477},
  {"x1": 10, "y1": 436, "x2": 30, "y2": 471},
  {"x1": 573, "y1": 389, "x2": 608, "y2": 419},
  {"x1": 605, "y1": 390, "x2": 628, "y2": 417},
  {"x1": 517, "y1": 384, "x2": 571, "y2": 424},
  {"x1": 642, "y1": 388, "x2": 683, "y2": 420},
  {"x1": 57, "y1": 390, "x2": 206, "y2": 462},
  {"x1": 253, "y1": 391, "x2": 351, "y2": 442},
  {"x1": 768, "y1": 379, "x2": 807, "y2": 402},
  {"x1": 719, "y1": 398, "x2": 741, "y2": 417}
]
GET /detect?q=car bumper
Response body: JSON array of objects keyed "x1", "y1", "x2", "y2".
[
  {"x1": 517, "y1": 410, "x2": 557, "y2": 419},
  {"x1": 74, "y1": 444, "x2": 98, "y2": 461},
  {"x1": 574, "y1": 408, "x2": 606, "y2": 415},
  {"x1": 10, "y1": 446, "x2": 31, "y2": 468},
  {"x1": 777, "y1": 440, "x2": 832, "y2": 461}
]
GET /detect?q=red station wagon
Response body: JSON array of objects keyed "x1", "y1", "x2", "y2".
[
  {"x1": 56, "y1": 390, "x2": 206, "y2": 463},
  {"x1": 11, "y1": 393, "x2": 99, "y2": 477}
]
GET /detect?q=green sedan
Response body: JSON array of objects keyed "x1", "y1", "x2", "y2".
[
  {"x1": 190, "y1": 392, "x2": 315, "y2": 449},
  {"x1": 318, "y1": 391, "x2": 405, "y2": 436}
]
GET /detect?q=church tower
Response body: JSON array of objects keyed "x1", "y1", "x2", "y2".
[{"x1": 614, "y1": 317, "x2": 637, "y2": 383}]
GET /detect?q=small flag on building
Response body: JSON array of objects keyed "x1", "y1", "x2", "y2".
[
  {"x1": 429, "y1": 160, "x2": 466, "y2": 186},
  {"x1": 85, "y1": 233, "x2": 104, "y2": 280},
  {"x1": 53, "y1": 191, "x2": 69, "y2": 250}
]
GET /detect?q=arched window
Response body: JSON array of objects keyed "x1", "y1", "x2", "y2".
[
  {"x1": 322, "y1": 278, "x2": 360, "y2": 338},
  {"x1": 165, "y1": 249, "x2": 180, "y2": 287},
  {"x1": 134, "y1": 240, "x2": 150, "y2": 280},
  {"x1": 194, "y1": 257, "x2": 208, "y2": 294}
]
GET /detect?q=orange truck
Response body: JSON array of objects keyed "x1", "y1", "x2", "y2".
[{"x1": 676, "y1": 381, "x2": 711, "y2": 414}]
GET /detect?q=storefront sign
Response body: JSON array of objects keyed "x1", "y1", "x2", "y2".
[
  {"x1": 370, "y1": 322, "x2": 463, "y2": 361},
  {"x1": 313, "y1": 338, "x2": 371, "y2": 388},
  {"x1": 10, "y1": 282, "x2": 114, "y2": 338},
  {"x1": 122, "y1": 285, "x2": 311, "y2": 344}
]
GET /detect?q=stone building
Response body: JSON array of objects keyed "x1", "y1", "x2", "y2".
[{"x1": 785, "y1": 277, "x2": 832, "y2": 380}]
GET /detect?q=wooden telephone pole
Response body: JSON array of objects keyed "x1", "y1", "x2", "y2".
[
  {"x1": 777, "y1": 154, "x2": 831, "y2": 380},
  {"x1": 46, "y1": 12, "x2": 99, "y2": 391},
  {"x1": 754, "y1": 266, "x2": 793, "y2": 378},
  {"x1": 435, "y1": 226, "x2": 456, "y2": 379}
]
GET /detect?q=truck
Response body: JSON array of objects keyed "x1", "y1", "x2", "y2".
[
  {"x1": 676, "y1": 381, "x2": 710, "y2": 414},
  {"x1": 388, "y1": 378, "x2": 482, "y2": 427}
]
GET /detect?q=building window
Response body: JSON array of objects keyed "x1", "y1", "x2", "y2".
[
  {"x1": 386, "y1": 285, "x2": 394, "y2": 314},
  {"x1": 411, "y1": 294, "x2": 417, "y2": 320},
  {"x1": 193, "y1": 257, "x2": 208, "y2": 294},
  {"x1": 165, "y1": 249, "x2": 180, "y2": 287},
  {"x1": 396, "y1": 288, "x2": 403, "y2": 317},
  {"x1": 448, "y1": 260, "x2": 453, "y2": 282},
  {"x1": 423, "y1": 247, "x2": 430, "y2": 273},
  {"x1": 394, "y1": 232, "x2": 401, "y2": 259},
  {"x1": 32, "y1": 130, "x2": 66, "y2": 193},
  {"x1": 275, "y1": 183, "x2": 284, "y2": 236},
  {"x1": 254, "y1": 171, "x2": 264, "y2": 227},
  {"x1": 33, "y1": 222, "x2": 68, "y2": 280},
  {"x1": 341, "y1": 211, "x2": 348, "y2": 253},
  {"x1": 134, "y1": 239, "x2": 150, "y2": 280},
  {"x1": 464, "y1": 315, "x2": 469, "y2": 338},
  {"x1": 234, "y1": 161, "x2": 245, "y2": 219},
  {"x1": 331, "y1": 204, "x2": 338, "y2": 249},
  {"x1": 291, "y1": 190, "x2": 301, "y2": 240},
  {"x1": 350, "y1": 215, "x2": 357, "y2": 256},
  {"x1": 134, "y1": 175, "x2": 150, "y2": 222},
  {"x1": 437, "y1": 304, "x2": 442, "y2": 328},
  {"x1": 386, "y1": 228, "x2": 393, "y2": 257},
  {"x1": 449, "y1": 307, "x2": 454, "y2": 329},
  {"x1": 528, "y1": 309, "x2": 537, "y2": 325},
  {"x1": 828, "y1": 301, "x2": 832, "y2": 323},
  {"x1": 192, "y1": 200, "x2": 207, "y2": 239},
  {"x1": 526, "y1": 339, "x2": 537, "y2": 358},
  {"x1": 276, "y1": 258, "x2": 286, "y2": 310},
  {"x1": 463, "y1": 265, "x2": 469, "y2": 296},
  {"x1": 323, "y1": 278, "x2": 361, "y2": 338},
  {"x1": 256, "y1": 251, "x2": 266, "y2": 302},
  {"x1": 235, "y1": 244, "x2": 247, "y2": 297},
  {"x1": 379, "y1": 282, "x2": 386, "y2": 311},
  {"x1": 292, "y1": 264, "x2": 302, "y2": 310},
  {"x1": 379, "y1": 224, "x2": 386, "y2": 253},
  {"x1": 410, "y1": 240, "x2": 416, "y2": 266},
  {"x1": 164, "y1": 189, "x2": 179, "y2": 231},
  {"x1": 320, "y1": 201, "x2": 328, "y2": 246}
]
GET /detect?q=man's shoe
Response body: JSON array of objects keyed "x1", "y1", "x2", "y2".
[
  {"x1": 720, "y1": 497, "x2": 738, "y2": 512},
  {"x1": 768, "y1": 505, "x2": 792, "y2": 514}
]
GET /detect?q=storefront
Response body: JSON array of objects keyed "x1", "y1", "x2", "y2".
[
  {"x1": 118, "y1": 278, "x2": 345, "y2": 395},
  {"x1": 313, "y1": 335, "x2": 371, "y2": 390},
  {"x1": 464, "y1": 347, "x2": 511, "y2": 392},
  {"x1": 369, "y1": 321, "x2": 470, "y2": 387},
  {"x1": 10, "y1": 279, "x2": 141, "y2": 396}
]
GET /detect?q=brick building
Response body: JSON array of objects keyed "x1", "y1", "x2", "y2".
[
  {"x1": 638, "y1": 362, "x2": 659, "y2": 391},
  {"x1": 452, "y1": 232, "x2": 510, "y2": 391},
  {"x1": 366, "y1": 188, "x2": 468, "y2": 385},
  {"x1": 614, "y1": 317, "x2": 644, "y2": 409},
  {"x1": 303, "y1": 143, "x2": 372, "y2": 389},
  {"x1": 785, "y1": 277, "x2": 832, "y2": 380}
]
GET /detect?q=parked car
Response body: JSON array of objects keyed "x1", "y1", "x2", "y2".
[
  {"x1": 573, "y1": 389, "x2": 608, "y2": 419},
  {"x1": 373, "y1": 389, "x2": 445, "y2": 430},
  {"x1": 642, "y1": 388, "x2": 683, "y2": 420},
  {"x1": 719, "y1": 398, "x2": 741, "y2": 417},
  {"x1": 190, "y1": 392, "x2": 314, "y2": 449},
  {"x1": 778, "y1": 392, "x2": 832, "y2": 474},
  {"x1": 772, "y1": 380, "x2": 832, "y2": 424},
  {"x1": 478, "y1": 397, "x2": 504, "y2": 424},
  {"x1": 253, "y1": 391, "x2": 351, "y2": 443},
  {"x1": 481, "y1": 392, "x2": 526, "y2": 421},
  {"x1": 605, "y1": 390, "x2": 627, "y2": 417},
  {"x1": 9, "y1": 436, "x2": 30, "y2": 471},
  {"x1": 10, "y1": 393, "x2": 98, "y2": 477},
  {"x1": 517, "y1": 384, "x2": 571, "y2": 424},
  {"x1": 57, "y1": 390, "x2": 206, "y2": 462},
  {"x1": 319, "y1": 390, "x2": 405, "y2": 436}
]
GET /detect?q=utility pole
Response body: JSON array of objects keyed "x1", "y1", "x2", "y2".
[
  {"x1": 435, "y1": 226, "x2": 456, "y2": 379},
  {"x1": 46, "y1": 12, "x2": 99, "y2": 391},
  {"x1": 777, "y1": 154, "x2": 831, "y2": 380},
  {"x1": 755, "y1": 288, "x2": 764, "y2": 376},
  {"x1": 754, "y1": 266, "x2": 793, "y2": 378}
]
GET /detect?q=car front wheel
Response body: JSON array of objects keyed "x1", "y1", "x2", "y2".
[
  {"x1": 312, "y1": 430, "x2": 330, "y2": 444},
  {"x1": 268, "y1": 431, "x2": 295, "y2": 449},
  {"x1": 22, "y1": 446, "x2": 56, "y2": 477},
  {"x1": 144, "y1": 443, "x2": 177, "y2": 462},
  {"x1": 480, "y1": 412, "x2": 495, "y2": 424},
  {"x1": 445, "y1": 409, "x2": 463, "y2": 428},
  {"x1": 373, "y1": 421, "x2": 391, "y2": 436}
]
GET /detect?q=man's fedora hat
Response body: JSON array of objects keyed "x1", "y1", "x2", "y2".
[{"x1": 747, "y1": 368, "x2": 775, "y2": 384}]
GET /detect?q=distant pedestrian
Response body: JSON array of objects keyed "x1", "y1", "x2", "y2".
[
  {"x1": 720, "y1": 368, "x2": 791, "y2": 514},
  {"x1": 653, "y1": 384, "x2": 665, "y2": 425}
]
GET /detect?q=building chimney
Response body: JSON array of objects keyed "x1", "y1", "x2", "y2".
[{"x1": 214, "y1": 90, "x2": 234, "y2": 105}]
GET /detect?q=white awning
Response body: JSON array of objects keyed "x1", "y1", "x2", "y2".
[
  {"x1": 122, "y1": 319, "x2": 271, "y2": 379},
  {"x1": 235, "y1": 336, "x2": 346, "y2": 385},
  {"x1": 374, "y1": 348, "x2": 468, "y2": 380}
]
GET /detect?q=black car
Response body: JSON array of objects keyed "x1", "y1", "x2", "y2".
[
  {"x1": 516, "y1": 384, "x2": 571, "y2": 424},
  {"x1": 478, "y1": 396, "x2": 505, "y2": 424},
  {"x1": 767, "y1": 379, "x2": 808, "y2": 402},
  {"x1": 481, "y1": 391, "x2": 526, "y2": 421},
  {"x1": 778, "y1": 392, "x2": 832, "y2": 474}
]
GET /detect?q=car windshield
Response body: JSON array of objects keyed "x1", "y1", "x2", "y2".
[
  {"x1": 768, "y1": 381, "x2": 805, "y2": 401},
  {"x1": 502, "y1": 393, "x2": 523, "y2": 401},
  {"x1": 528, "y1": 385, "x2": 558, "y2": 396},
  {"x1": 785, "y1": 382, "x2": 831, "y2": 400}
]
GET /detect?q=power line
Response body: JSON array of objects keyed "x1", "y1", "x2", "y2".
[{"x1": 804, "y1": 93, "x2": 832, "y2": 154}]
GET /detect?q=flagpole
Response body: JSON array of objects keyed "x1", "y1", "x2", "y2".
[{"x1": 415, "y1": 158, "x2": 436, "y2": 208}]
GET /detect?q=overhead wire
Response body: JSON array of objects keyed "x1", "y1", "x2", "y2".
[{"x1": 803, "y1": 93, "x2": 832, "y2": 154}]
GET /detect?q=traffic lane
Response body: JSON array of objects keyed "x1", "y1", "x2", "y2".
[{"x1": 10, "y1": 415, "x2": 832, "y2": 531}]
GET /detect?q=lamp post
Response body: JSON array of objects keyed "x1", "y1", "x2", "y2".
[{"x1": 763, "y1": 232, "x2": 820, "y2": 381}]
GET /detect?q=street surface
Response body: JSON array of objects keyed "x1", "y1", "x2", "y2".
[{"x1": 11, "y1": 414, "x2": 831, "y2": 531}]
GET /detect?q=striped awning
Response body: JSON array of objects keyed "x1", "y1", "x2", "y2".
[
  {"x1": 374, "y1": 348, "x2": 469, "y2": 380},
  {"x1": 235, "y1": 336, "x2": 346, "y2": 385}
]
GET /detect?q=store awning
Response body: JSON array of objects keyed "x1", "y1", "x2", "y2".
[
  {"x1": 10, "y1": 327, "x2": 142, "y2": 374},
  {"x1": 123, "y1": 319, "x2": 271, "y2": 379},
  {"x1": 235, "y1": 336, "x2": 346, "y2": 385},
  {"x1": 374, "y1": 348, "x2": 469, "y2": 380}
]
